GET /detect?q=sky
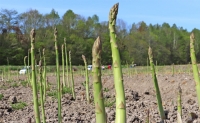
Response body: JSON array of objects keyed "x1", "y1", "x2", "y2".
[{"x1": 1, "y1": 0, "x2": 200, "y2": 32}]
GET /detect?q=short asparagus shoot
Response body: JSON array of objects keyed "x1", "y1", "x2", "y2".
[
  {"x1": 177, "y1": 85, "x2": 182, "y2": 123},
  {"x1": 92, "y1": 36, "x2": 106, "y2": 123}
]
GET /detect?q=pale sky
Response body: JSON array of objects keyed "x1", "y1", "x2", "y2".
[{"x1": 1, "y1": 0, "x2": 199, "y2": 32}]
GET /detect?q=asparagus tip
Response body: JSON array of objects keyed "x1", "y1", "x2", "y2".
[
  {"x1": 30, "y1": 29, "x2": 36, "y2": 39},
  {"x1": 92, "y1": 36, "x2": 102, "y2": 57},
  {"x1": 54, "y1": 27, "x2": 58, "y2": 36}
]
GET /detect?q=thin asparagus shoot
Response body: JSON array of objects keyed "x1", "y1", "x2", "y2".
[
  {"x1": 82, "y1": 55, "x2": 90, "y2": 103},
  {"x1": 148, "y1": 46, "x2": 166, "y2": 120},
  {"x1": 54, "y1": 27, "x2": 62, "y2": 123}
]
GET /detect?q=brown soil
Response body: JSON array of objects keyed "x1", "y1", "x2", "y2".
[{"x1": 0, "y1": 66, "x2": 200, "y2": 123}]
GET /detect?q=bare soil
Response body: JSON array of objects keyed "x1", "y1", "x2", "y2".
[{"x1": 0, "y1": 65, "x2": 200, "y2": 123}]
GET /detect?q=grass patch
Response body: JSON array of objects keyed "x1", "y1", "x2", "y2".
[
  {"x1": 62, "y1": 87, "x2": 72, "y2": 94},
  {"x1": 11, "y1": 83, "x2": 19, "y2": 87},
  {"x1": 0, "y1": 94, "x2": 3, "y2": 100},
  {"x1": 21, "y1": 81, "x2": 29, "y2": 87},
  {"x1": 47, "y1": 91, "x2": 57, "y2": 98},
  {"x1": 11, "y1": 102, "x2": 27, "y2": 110},
  {"x1": 47, "y1": 87, "x2": 72, "y2": 98},
  {"x1": 0, "y1": 85, "x2": 8, "y2": 89}
]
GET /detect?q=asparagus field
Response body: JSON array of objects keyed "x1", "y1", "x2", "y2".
[{"x1": 0, "y1": 65, "x2": 200, "y2": 123}]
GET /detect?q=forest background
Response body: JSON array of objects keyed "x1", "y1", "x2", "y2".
[{"x1": 0, "y1": 9, "x2": 200, "y2": 66}]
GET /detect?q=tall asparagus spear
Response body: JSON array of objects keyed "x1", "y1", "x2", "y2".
[
  {"x1": 148, "y1": 47, "x2": 165, "y2": 120},
  {"x1": 28, "y1": 49, "x2": 31, "y2": 83},
  {"x1": 64, "y1": 38, "x2": 69, "y2": 87},
  {"x1": 54, "y1": 28, "x2": 62, "y2": 123},
  {"x1": 92, "y1": 36, "x2": 106, "y2": 123},
  {"x1": 30, "y1": 29, "x2": 41, "y2": 123},
  {"x1": 42, "y1": 48, "x2": 47, "y2": 101},
  {"x1": 82, "y1": 55, "x2": 90, "y2": 103},
  {"x1": 62, "y1": 44, "x2": 65, "y2": 87},
  {"x1": 109, "y1": 3, "x2": 126, "y2": 123},
  {"x1": 190, "y1": 33, "x2": 200, "y2": 109}
]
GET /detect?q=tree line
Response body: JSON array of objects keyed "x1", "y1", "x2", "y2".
[{"x1": 0, "y1": 8, "x2": 200, "y2": 66}]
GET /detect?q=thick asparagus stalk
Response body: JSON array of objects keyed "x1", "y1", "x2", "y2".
[
  {"x1": 148, "y1": 47, "x2": 165, "y2": 120},
  {"x1": 109, "y1": 3, "x2": 126, "y2": 123},
  {"x1": 190, "y1": 33, "x2": 200, "y2": 109},
  {"x1": 54, "y1": 28, "x2": 62, "y2": 123},
  {"x1": 82, "y1": 55, "x2": 90, "y2": 103},
  {"x1": 30, "y1": 29, "x2": 41, "y2": 123},
  {"x1": 92, "y1": 36, "x2": 106, "y2": 123}
]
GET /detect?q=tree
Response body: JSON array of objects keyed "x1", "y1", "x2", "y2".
[
  {"x1": 19, "y1": 9, "x2": 44, "y2": 34},
  {"x1": 44, "y1": 9, "x2": 60, "y2": 28},
  {"x1": 0, "y1": 9, "x2": 18, "y2": 31}
]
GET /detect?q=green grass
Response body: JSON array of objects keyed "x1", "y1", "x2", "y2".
[
  {"x1": 47, "y1": 91, "x2": 57, "y2": 98},
  {"x1": 62, "y1": 87, "x2": 72, "y2": 94},
  {"x1": 21, "y1": 81, "x2": 29, "y2": 87},
  {"x1": 104, "y1": 98, "x2": 115, "y2": 107},
  {"x1": 11, "y1": 102, "x2": 27, "y2": 110},
  {"x1": 47, "y1": 87, "x2": 72, "y2": 98},
  {"x1": 0, "y1": 94, "x2": 3, "y2": 100}
]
